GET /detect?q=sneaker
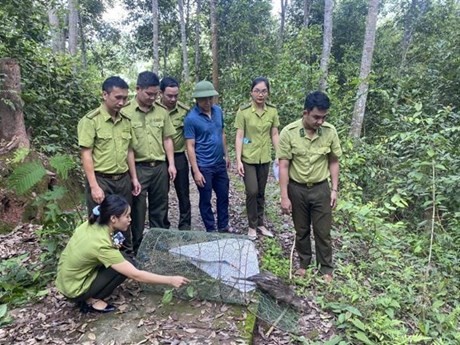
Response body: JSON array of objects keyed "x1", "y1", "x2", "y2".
[
  {"x1": 257, "y1": 226, "x2": 274, "y2": 238},
  {"x1": 248, "y1": 227, "x2": 257, "y2": 240}
]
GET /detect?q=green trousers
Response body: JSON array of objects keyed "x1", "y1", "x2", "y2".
[
  {"x1": 131, "y1": 162, "x2": 169, "y2": 254},
  {"x1": 288, "y1": 180, "x2": 333, "y2": 274},
  {"x1": 242, "y1": 162, "x2": 270, "y2": 229}
]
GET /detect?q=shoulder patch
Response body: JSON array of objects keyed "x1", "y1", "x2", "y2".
[
  {"x1": 239, "y1": 103, "x2": 251, "y2": 111},
  {"x1": 177, "y1": 101, "x2": 190, "y2": 111},
  {"x1": 266, "y1": 102, "x2": 277, "y2": 109},
  {"x1": 84, "y1": 108, "x2": 100, "y2": 119}
]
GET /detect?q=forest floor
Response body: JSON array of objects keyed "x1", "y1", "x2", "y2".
[{"x1": 0, "y1": 167, "x2": 337, "y2": 344}]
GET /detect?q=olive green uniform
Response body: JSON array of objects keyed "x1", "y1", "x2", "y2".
[
  {"x1": 160, "y1": 100, "x2": 192, "y2": 230},
  {"x1": 234, "y1": 102, "x2": 279, "y2": 229},
  {"x1": 55, "y1": 221, "x2": 126, "y2": 301},
  {"x1": 277, "y1": 119, "x2": 342, "y2": 274},
  {"x1": 77, "y1": 105, "x2": 135, "y2": 251},
  {"x1": 123, "y1": 99, "x2": 176, "y2": 253}
]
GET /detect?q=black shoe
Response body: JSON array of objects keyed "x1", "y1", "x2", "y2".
[{"x1": 79, "y1": 302, "x2": 117, "y2": 314}]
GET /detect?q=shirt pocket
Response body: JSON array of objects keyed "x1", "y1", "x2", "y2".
[
  {"x1": 96, "y1": 131, "x2": 113, "y2": 150},
  {"x1": 131, "y1": 122, "x2": 145, "y2": 138},
  {"x1": 172, "y1": 117, "x2": 184, "y2": 130}
]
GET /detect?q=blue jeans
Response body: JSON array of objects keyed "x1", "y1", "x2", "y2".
[{"x1": 194, "y1": 161, "x2": 229, "y2": 231}]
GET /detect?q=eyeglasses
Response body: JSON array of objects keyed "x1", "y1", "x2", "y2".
[{"x1": 252, "y1": 89, "x2": 268, "y2": 95}]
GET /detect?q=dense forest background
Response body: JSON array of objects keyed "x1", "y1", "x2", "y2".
[{"x1": 1, "y1": 0, "x2": 459, "y2": 343}]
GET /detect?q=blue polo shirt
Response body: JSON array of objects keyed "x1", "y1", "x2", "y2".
[{"x1": 184, "y1": 104, "x2": 225, "y2": 167}]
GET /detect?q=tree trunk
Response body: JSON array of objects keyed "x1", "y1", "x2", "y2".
[
  {"x1": 152, "y1": 0, "x2": 160, "y2": 74},
  {"x1": 78, "y1": 11, "x2": 87, "y2": 68},
  {"x1": 48, "y1": 8, "x2": 63, "y2": 53},
  {"x1": 195, "y1": 0, "x2": 202, "y2": 82},
  {"x1": 303, "y1": 0, "x2": 312, "y2": 27},
  {"x1": 349, "y1": 0, "x2": 379, "y2": 138},
  {"x1": 0, "y1": 58, "x2": 30, "y2": 152},
  {"x1": 319, "y1": 0, "x2": 334, "y2": 91},
  {"x1": 210, "y1": 0, "x2": 219, "y2": 89},
  {"x1": 280, "y1": 0, "x2": 289, "y2": 43},
  {"x1": 179, "y1": 0, "x2": 190, "y2": 82},
  {"x1": 68, "y1": 0, "x2": 78, "y2": 55}
]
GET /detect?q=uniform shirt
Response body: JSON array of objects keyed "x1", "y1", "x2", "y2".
[
  {"x1": 158, "y1": 100, "x2": 189, "y2": 153},
  {"x1": 184, "y1": 104, "x2": 225, "y2": 168},
  {"x1": 123, "y1": 99, "x2": 176, "y2": 162},
  {"x1": 277, "y1": 119, "x2": 342, "y2": 184},
  {"x1": 55, "y1": 221, "x2": 125, "y2": 298},
  {"x1": 234, "y1": 101, "x2": 280, "y2": 164},
  {"x1": 78, "y1": 105, "x2": 134, "y2": 174}
]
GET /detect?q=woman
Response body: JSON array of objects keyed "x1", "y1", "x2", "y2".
[
  {"x1": 235, "y1": 77, "x2": 280, "y2": 240},
  {"x1": 56, "y1": 194, "x2": 189, "y2": 313}
]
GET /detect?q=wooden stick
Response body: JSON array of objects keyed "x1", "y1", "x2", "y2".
[
  {"x1": 289, "y1": 229, "x2": 296, "y2": 280},
  {"x1": 266, "y1": 307, "x2": 288, "y2": 337}
]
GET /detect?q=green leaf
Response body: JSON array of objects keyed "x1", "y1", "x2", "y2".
[
  {"x1": 50, "y1": 154, "x2": 75, "y2": 179},
  {"x1": 186, "y1": 286, "x2": 196, "y2": 298},
  {"x1": 344, "y1": 305, "x2": 362, "y2": 317},
  {"x1": 354, "y1": 331, "x2": 375, "y2": 345},
  {"x1": 323, "y1": 335, "x2": 343, "y2": 345},
  {"x1": 35, "y1": 289, "x2": 49, "y2": 297},
  {"x1": 350, "y1": 317, "x2": 366, "y2": 331},
  {"x1": 7, "y1": 160, "x2": 46, "y2": 194},
  {"x1": 162, "y1": 289, "x2": 173, "y2": 304},
  {"x1": 0, "y1": 304, "x2": 7, "y2": 318}
]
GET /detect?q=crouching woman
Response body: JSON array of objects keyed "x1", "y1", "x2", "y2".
[{"x1": 55, "y1": 194, "x2": 189, "y2": 313}]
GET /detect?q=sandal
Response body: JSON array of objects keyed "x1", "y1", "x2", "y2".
[{"x1": 79, "y1": 299, "x2": 117, "y2": 314}]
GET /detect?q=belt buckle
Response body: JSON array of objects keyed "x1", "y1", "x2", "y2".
[
  {"x1": 112, "y1": 174, "x2": 122, "y2": 181},
  {"x1": 306, "y1": 182, "x2": 314, "y2": 187}
]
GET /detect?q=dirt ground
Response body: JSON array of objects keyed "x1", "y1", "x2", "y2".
[{"x1": 0, "y1": 169, "x2": 337, "y2": 344}]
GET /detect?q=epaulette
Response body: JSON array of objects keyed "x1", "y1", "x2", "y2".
[
  {"x1": 286, "y1": 120, "x2": 302, "y2": 131},
  {"x1": 119, "y1": 109, "x2": 132, "y2": 120},
  {"x1": 239, "y1": 103, "x2": 252, "y2": 111},
  {"x1": 155, "y1": 100, "x2": 167, "y2": 109},
  {"x1": 266, "y1": 102, "x2": 277, "y2": 108},
  {"x1": 84, "y1": 108, "x2": 100, "y2": 119},
  {"x1": 177, "y1": 101, "x2": 190, "y2": 111}
]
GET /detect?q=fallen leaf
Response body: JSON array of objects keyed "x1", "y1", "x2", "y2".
[
  {"x1": 87, "y1": 332, "x2": 96, "y2": 340},
  {"x1": 184, "y1": 328, "x2": 197, "y2": 334}
]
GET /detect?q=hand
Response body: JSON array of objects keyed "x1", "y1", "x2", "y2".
[
  {"x1": 168, "y1": 165, "x2": 177, "y2": 182},
  {"x1": 132, "y1": 178, "x2": 141, "y2": 196},
  {"x1": 330, "y1": 190, "x2": 338, "y2": 209},
  {"x1": 281, "y1": 196, "x2": 292, "y2": 215},
  {"x1": 169, "y1": 276, "x2": 190, "y2": 288},
  {"x1": 193, "y1": 170, "x2": 206, "y2": 188},
  {"x1": 91, "y1": 185, "x2": 105, "y2": 204},
  {"x1": 236, "y1": 161, "x2": 245, "y2": 177},
  {"x1": 225, "y1": 157, "x2": 231, "y2": 170}
]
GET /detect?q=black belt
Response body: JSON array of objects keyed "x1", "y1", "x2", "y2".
[
  {"x1": 136, "y1": 160, "x2": 164, "y2": 167},
  {"x1": 95, "y1": 171, "x2": 128, "y2": 181},
  {"x1": 289, "y1": 179, "x2": 327, "y2": 188}
]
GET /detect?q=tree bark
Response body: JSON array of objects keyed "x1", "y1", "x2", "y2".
[
  {"x1": 152, "y1": 0, "x2": 160, "y2": 74},
  {"x1": 210, "y1": 0, "x2": 219, "y2": 89},
  {"x1": 48, "y1": 8, "x2": 63, "y2": 53},
  {"x1": 0, "y1": 58, "x2": 30, "y2": 152},
  {"x1": 179, "y1": 0, "x2": 190, "y2": 82},
  {"x1": 280, "y1": 0, "x2": 289, "y2": 43},
  {"x1": 350, "y1": 0, "x2": 379, "y2": 138},
  {"x1": 303, "y1": 0, "x2": 312, "y2": 27},
  {"x1": 195, "y1": 0, "x2": 202, "y2": 82},
  {"x1": 68, "y1": 0, "x2": 78, "y2": 55},
  {"x1": 319, "y1": 0, "x2": 334, "y2": 91},
  {"x1": 78, "y1": 11, "x2": 87, "y2": 68}
]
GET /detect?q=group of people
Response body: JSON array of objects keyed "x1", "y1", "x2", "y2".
[{"x1": 56, "y1": 72, "x2": 342, "y2": 313}]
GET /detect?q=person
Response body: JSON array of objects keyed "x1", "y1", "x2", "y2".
[
  {"x1": 158, "y1": 77, "x2": 191, "y2": 230},
  {"x1": 277, "y1": 91, "x2": 342, "y2": 282},
  {"x1": 77, "y1": 76, "x2": 141, "y2": 254},
  {"x1": 123, "y1": 71, "x2": 176, "y2": 254},
  {"x1": 56, "y1": 195, "x2": 189, "y2": 313},
  {"x1": 235, "y1": 77, "x2": 279, "y2": 240},
  {"x1": 184, "y1": 80, "x2": 230, "y2": 232}
]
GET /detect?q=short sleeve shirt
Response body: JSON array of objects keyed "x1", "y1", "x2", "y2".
[
  {"x1": 123, "y1": 99, "x2": 176, "y2": 162},
  {"x1": 158, "y1": 100, "x2": 189, "y2": 153},
  {"x1": 77, "y1": 105, "x2": 134, "y2": 174},
  {"x1": 277, "y1": 119, "x2": 342, "y2": 183},
  {"x1": 234, "y1": 102, "x2": 280, "y2": 164},
  {"x1": 55, "y1": 221, "x2": 125, "y2": 298},
  {"x1": 184, "y1": 104, "x2": 225, "y2": 167}
]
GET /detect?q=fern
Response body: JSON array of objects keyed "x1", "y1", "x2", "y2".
[
  {"x1": 12, "y1": 148, "x2": 30, "y2": 164},
  {"x1": 7, "y1": 161, "x2": 46, "y2": 195},
  {"x1": 50, "y1": 154, "x2": 75, "y2": 179}
]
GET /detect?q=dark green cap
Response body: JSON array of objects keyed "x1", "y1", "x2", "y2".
[{"x1": 192, "y1": 80, "x2": 219, "y2": 98}]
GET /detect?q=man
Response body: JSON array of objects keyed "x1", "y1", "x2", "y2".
[
  {"x1": 184, "y1": 80, "x2": 230, "y2": 232},
  {"x1": 123, "y1": 71, "x2": 176, "y2": 254},
  {"x1": 77, "y1": 76, "x2": 141, "y2": 253},
  {"x1": 277, "y1": 91, "x2": 342, "y2": 282},
  {"x1": 159, "y1": 77, "x2": 191, "y2": 230}
]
